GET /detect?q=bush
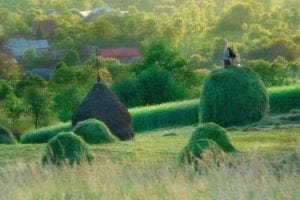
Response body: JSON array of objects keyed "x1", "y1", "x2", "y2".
[
  {"x1": 73, "y1": 119, "x2": 117, "y2": 144},
  {"x1": 179, "y1": 139, "x2": 223, "y2": 170},
  {"x1": 0, "y1": 124, "x2": 17, "y2": 144},
  {"x1": 189, "y1": 123, "x2": 236, "y2": 152},
  {"x1": 269, "y1": 84, "x2": 300, "y2": 113},
  {"x1": 137, "y1": 67, "x2": 186, "y2": 105},
  {"x1": 20, "y1": 123, "x2": 72, "y2": 144},
  {"x1": 42, "y1": 132, "x2": 93, "y2": 166},
  {"x1": 111, "y1": 75, "x2": 143, "y2": 107},
  {"x1": 200, "y1": 67, "x2": 269, "y2": 127}
]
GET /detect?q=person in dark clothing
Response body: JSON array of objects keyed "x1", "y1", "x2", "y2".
[{"x1": 223, "y1": 46, "x2": 236, "y2": 68}]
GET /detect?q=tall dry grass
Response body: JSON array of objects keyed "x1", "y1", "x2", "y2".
[{"x1": 0, "y1": 151, "x2": 298, "y2": 200}]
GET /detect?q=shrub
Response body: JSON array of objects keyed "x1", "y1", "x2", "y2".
[
  {"x1": 200, "y1": 67, "x2": 269, "y2": 127},
  {"x1": 137, "y1": 67, "x2": 186, "y2": 105},
  {"x1": 188, "y1": 123, "x2": 236, "y2": 152},
  {"x1": 111, "y1": 75, "x2": 143, "y2": 107},
  {"x1": 0, "y1": 124, "x2": 17, "y2": 144},
  {"x1": 20, "y1": 123, "x2": 72, "y2": 144},
  {"x1": 73, "y1": 119, "x2": 117, "y2": 144},
  {"x1": 179, "y1": 139, "x2": 223, "y2": 171},
  {"x1": 42, "y1": 132, "x2": 93, "y2": 166}
]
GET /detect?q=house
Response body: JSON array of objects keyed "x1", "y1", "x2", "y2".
[
  {"x1": 31, "y1": 20, "x2": 56, "y2": 37},
  {"x1": 6, "y1": 38, "x2": 50, "y2": 58},
  {"x1": 98, "y1": 48, "x2": 142, "y2": 63}
]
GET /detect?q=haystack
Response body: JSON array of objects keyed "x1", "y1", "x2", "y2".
[{"x1": 72, "y1": 82, "x2": 134, "y2": 140}]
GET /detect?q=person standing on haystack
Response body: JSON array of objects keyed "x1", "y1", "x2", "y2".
[{"x1": 223, "y1": 46, "x2": 236, "y2": 68}]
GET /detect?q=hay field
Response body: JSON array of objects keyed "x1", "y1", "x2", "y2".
[{"x1": 0, "y1": 126, "x2": 299, "y2": 199}]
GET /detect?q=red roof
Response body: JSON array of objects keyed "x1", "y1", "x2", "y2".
[{"x1": 99, "y1": 48, "x2": 141, "y2": 59}]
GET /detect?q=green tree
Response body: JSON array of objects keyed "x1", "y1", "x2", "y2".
[
  {"x1": 143, "y1": 41, "x2": 187, "y2": 72},
  {"x1": 137, "y1": 67, "x2": 186, "y2": 105},
  {"x1": 52, "y1": 85, "x2": 83, "y2": 122},
  {"x1": 50, "y1": 62, "x2": 76, "y2": 85},
  {"x1": 23, "y1": 87, "x2": 50, "y2": 129},
  {"x1": 63, "y1": 49, "x2": 80, "y2": 66},
  {"x1": 22, "y1": 48, "x2": 45, "y2": 70},
  {"x1": 0, "y1": 80, "x2": 12, "y2": 100},
  {"x1": 3, "y1": 93, "x2": 25, "y2": 124},
  {"x1": 216, "y1": 3, "x2": 255, "y2": 31}
]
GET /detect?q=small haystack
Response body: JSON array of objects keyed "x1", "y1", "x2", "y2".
[{"x1": 72, "y1": 82, "x2": 134, "y2": 140}]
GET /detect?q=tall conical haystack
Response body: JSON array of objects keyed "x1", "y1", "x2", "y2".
[{"x1": 72, "y1": 83, "x2": 134, "y2": 140}]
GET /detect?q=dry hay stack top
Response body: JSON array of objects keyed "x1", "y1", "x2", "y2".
[
  {"x1": 72, "y1": 83, "x2": 134, "y2": 140},
  {"x1": 200, "y1": 67, "x2": 269, "y2": 127}
]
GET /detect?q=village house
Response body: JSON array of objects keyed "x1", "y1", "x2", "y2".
[
  {"x1": 98, "y1": 48, "x2": 142, "y2": 63},
  {"x1": 5, "y1": 38, "x2": 50, "y2": 58}
]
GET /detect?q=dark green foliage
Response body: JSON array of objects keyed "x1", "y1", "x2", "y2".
[
  {"x1": 0, "y1": 80, "x2": 12, "y2": 100},
  {"x1": 130, "y1": 99, "x2": 199, "y2": 132},
  {"x1": 143, "y1": 41, "x2": 187, "y2": 72},
  {"x1": 52, "y1": 85, "x2": 84, "y2": 122},
  {"x1": 137, "y1": 67, "x2": 186, "y2": 105},
  {"x1": 215, "y1": 3, "x2": 254, "y2": 31},
  {"x1": 22, "y1": 48, "x2": 45, "y2": 70},
  {"x1": 0, "y1": 124, "x2": 17, "y2": 144},
  {"x1": 269, "y1": 85, "x2": 300, "y2": 113},
  {"x1": 73, "y1": 119, "x2": 117, "y2": 144},
  {"x1": 112, "y1": 75, "x2": 143, "y2": 107},
  {"x1": 15, "y1": 74, "x2": 46, "y2": 96},
  {"x1": 20, "y1": 123, "x2": 72, "y2": 144},
  {"x1": 189, "y1": 123, "x2": 236, "y2": 152},
  {"x1": 63, "y1": 49, "x2": 80, "y2": 66},
  {"x1": 42, "y1": 132, "x2": 93, "y2": 166},
  {"x1": 200, "y1": 67, "x2": 269, "y2": 127},
  {"x1": 179, "y1": 139, "x2": 223, "y2": 166}
]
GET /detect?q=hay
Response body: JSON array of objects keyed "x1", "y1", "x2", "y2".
[
  {"x1": 42, "y1": 132, "x2": 93, "y2": 166},
  {"x1": 189, "y1": 123, "x2": 236, "y2": 152},
  {"x1": 73, "y1": 119, "x2": 117, "y2": 144},
  {"x1": 72, "y1": 83, "x2": 134, "y2": 140},
  {"x1": 200, "y1": 67, "x2": 269, "y2": 127}
]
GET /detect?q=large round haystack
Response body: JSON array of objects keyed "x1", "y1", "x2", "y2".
[
  {"x1": 42, "y1": 132, "x2": 93, "y2": 166},
  {"x1": 0, "y1": 124, "x2": 17, "y2": 144},
  {"x1": 189, "y1": 123, "x2": 236, "y2": 152},
  {"x1": 72, "y1": 83, "x2": 134, "y2": 140},
  {"x1": 73, "y1": 118, "x2": 117, "y2": 144},
  {"x1": 200, "y1": 67, "x2": 269, "y2": 127}
]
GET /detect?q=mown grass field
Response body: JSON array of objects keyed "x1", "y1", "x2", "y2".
[
  {"x1": 1, "y1": 125, "x2": 299, "y2": 167},
  {"x1": 0, "y1": 125, "x2": 299, "y2": 199}
]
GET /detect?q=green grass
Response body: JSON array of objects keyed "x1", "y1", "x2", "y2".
[
  {"x1": 130, "y1": 99, "x2": 199, "y2": 132},
  {"x1": 1, "y1": 126, "x2": 299, "y2": 168},
  {"x1": 0, "y1": 126, "x2": 299, "y2": 199},
  {"x1": 268, "y1": 84, "x2": 300, "y2": 113},
  {"x1": 20, "y1": 122, "x2": 72, "y2": 144}
]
